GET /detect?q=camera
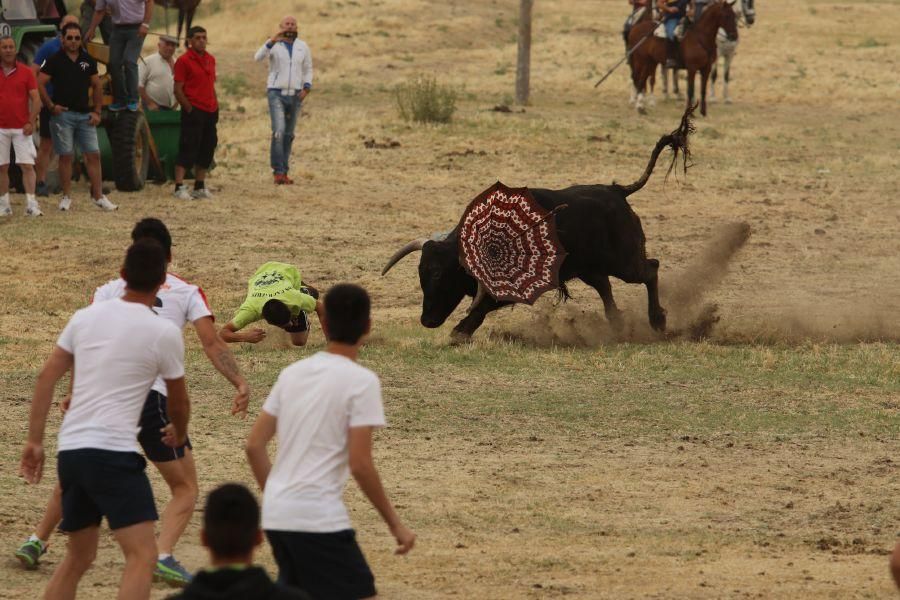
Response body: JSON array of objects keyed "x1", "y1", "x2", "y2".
[{"x1": 283, "y1": 31, "x2": 297, "y2": 39}]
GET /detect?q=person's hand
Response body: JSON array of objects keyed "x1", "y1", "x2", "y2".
[
  {"x1": 182, "y1": 103, "x2": 193, "y2": 113},
  {"x1": 88, "y1": 111, "x2": 101, "y2": 126},
  {"x1": 85, "y1": 28, "x2": 95, "y2": 43},
  {"x1": 60, "y1": 393, "x2": 72, "y2": 413},
  {"x1": 270, "y1": 28, "x2": 285, "y2": 43},
  {"x1": 51, "y1": 104, "x2": 67, "y2": 116},
  {"x1": 20, "y1": 442, "x2": 45, "y2": 484},
  {"x1": 390, "y1": 522, "x2": 416, "y2": 555},
  {"x1": 231, "y1": 382, "x2": 250, "y2": 418},
  {"x1": 139, "y1": 23, "x2": 149, "y2": 38},
  {"x1": 242, "y1": 328, "x2": 266, "y2": 343},
  {"x1": 299, "y1": 89, "x2": 309, "y2": 101},
  {"x1": 23, "y1": 122, "x2": 34, "y2": 136},
  {"x1": 146, "y1": 100, "x2": 159, "y2": 110},
  {"x1": 160, "y1": 424, "x2": 186, "y2": 448}
]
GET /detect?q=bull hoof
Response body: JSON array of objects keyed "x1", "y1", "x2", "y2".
[
  {"x1": 449, "y1": 330, "x2": 473, "y2": 346},
  {"x1": 650, "y1": 309, "x2": 667, "y2": 333}
]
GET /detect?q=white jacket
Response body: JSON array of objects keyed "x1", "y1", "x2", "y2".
[{"x1": 254, "y1": 39, "x2": 313, "y2": 92}]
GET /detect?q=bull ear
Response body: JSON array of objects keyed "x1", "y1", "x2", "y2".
[{"x1": 381, "y1": 238, "x2": 428, "y2": 276}]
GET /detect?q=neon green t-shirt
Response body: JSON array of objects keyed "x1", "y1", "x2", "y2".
[{"x1": 231, "y1": 262, "x2": 317, "y2": 330}]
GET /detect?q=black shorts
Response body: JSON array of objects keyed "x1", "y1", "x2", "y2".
[
  {"x1": 58, "y1": 449, "x2": 158, "y2": 532},
  {"x1": 138, "y1": 390, "x2": 192, "y2": 463},
  {"x1": 39, "y1": 107, "x2": 51, "y2": 140},
  {"x1": 177, "y1": 107, "x2": 218, "y2": 170},
  {"x1": 265, "y1": 529, "x2": 376, "y2": 600}
]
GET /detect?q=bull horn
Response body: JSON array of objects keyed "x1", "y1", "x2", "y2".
[
  {"x1": 381, "y1": 238, "x2": 428, "y2": 275},
  {"x1": 467, "y1": 281, "x2": 488, "y2": 313}
]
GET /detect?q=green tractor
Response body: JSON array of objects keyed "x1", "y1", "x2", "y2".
[{"x1": 2, "y1": 0, "x2": 181, "y2": 192}]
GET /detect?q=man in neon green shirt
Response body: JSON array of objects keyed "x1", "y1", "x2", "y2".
[{"x1": 221, "y1": 262, "x2": 323, "y2": 347}]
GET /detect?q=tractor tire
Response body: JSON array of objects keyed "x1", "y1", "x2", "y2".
[{"x1": 110, "y1": 111, "x2": 150, "y2": 192}]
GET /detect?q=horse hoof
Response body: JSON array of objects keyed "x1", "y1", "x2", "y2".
[
  {"x1": 724, "y1": 97, "x2": 732, "y2": 104},
  {"x1": 637, "y1": 105, "x2": 647, "y2": 115}
]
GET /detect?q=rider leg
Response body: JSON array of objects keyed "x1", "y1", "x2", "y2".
[{"x1": 665, "y1": 19, "x2": 678, "y2": 68}]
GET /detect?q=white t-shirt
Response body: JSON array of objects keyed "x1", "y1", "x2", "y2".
[
  {"x1": 57, "y1": 298, "x2": 185, "y2": 453},
  {"x1": 93, "y1": 273, "x2": 212, "y2": 395},
  {"x1": 138, "y1": 52, "x2": 176, "y2": 108},
  {"x1": 261, "y1": 352, "x2": 386, "y2": 533}
]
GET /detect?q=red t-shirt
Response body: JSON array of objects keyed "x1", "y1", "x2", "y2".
[
  {"x1": 0, "y1": 63, "x2": 38, "y2": 129},
  {"x1": 174, "y1": 49, "x2": 217, "y2": 113}
]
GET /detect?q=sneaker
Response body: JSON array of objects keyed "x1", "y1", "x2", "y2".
[
  {"x1": 26, "y1": 200, "x2": 43, "y2": 217},
  {"x1": 58, "y1": 196, "x2": 72, "y2": 211},
  {"x1": 173, "y1": 184, "x2": 193, "y2": 200},
  {"x1": 154, "y1": 556, "x2": 192, "y2": 587},
  {"x1": 274, "y1": 174, "x2": 285, "y2": 185},
  {"x1": 14, "y1": 539, "x2": 47, "y2": 569},
  {"x1": 36, "y1": 181, "x2": 49, "y2": 197},
  {"x1": 109, "y1": 102, "x2": 126, "y2": 112},
  {"x1": 93, "y1": 195, "x2": 118, "y2": 211},
  {"x1": 282, "y1": 174, "x2": 295, "y2": 185},
  {"x1": 190, "y1": 187, "x2": 213, "y2": 200},
  {"x1": 127, "y1": 102, "x2": 140, "y2": 112},
  {"x1": 0, "y1": 196, "x2": 11, "y2": 216}
]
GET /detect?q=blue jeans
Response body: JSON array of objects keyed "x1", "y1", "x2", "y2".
[
  {"x1": 664, "y1": 18, "x2": 679, "y2": 41},
  {"x1": 50, "y1": 112, "x2": 99, "y2": 156},
  {"x1": 109, "y1": 26, "x2": 143, "y2": 105},
  {"x1": 267, "y1": 89, "x2": 301, "y2": 175}
]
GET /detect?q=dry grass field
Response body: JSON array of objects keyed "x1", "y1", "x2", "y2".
[{"x1": 1, "y1": 0, "x2": 899, "y2": 598}]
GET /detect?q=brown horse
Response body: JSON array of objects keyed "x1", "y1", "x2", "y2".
[
  {"x1": 628, "y1": 0, "x2": 739, "y2": 116},
  {"x1": 154, "y1": 0, "x2": 202, "y2": 45}
]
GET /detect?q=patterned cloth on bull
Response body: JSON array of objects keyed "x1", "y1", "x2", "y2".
[{"x1": 457, "y1": 181, "x2": 567, "y2": 305}]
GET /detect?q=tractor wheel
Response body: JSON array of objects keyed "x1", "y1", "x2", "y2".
[{"x1": 110, "y1": 111, "x2": 150, "y2": 192}]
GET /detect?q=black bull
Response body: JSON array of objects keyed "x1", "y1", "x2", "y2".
[{"x1": 382, "y1": 107, "x2": 696, "y2": 343}]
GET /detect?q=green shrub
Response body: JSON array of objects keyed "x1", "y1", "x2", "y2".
[
  {"x1": 394, "y1": 75, "x2": 457, "y2": 124},
  {"x1": 219, "y1": 73, "x2": 249, "y2": 97}
]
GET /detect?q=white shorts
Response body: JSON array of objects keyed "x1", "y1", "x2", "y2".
[{"x1": 0, "y1": 129, "x2": 37, "y2": 166}]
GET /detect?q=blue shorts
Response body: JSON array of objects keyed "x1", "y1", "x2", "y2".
[
  {"x1": 266, "y1": 529, "x2": 376, "y2": 600},
  {"x1": 58, "y1": 449, "x2": 158, "y2": 532},
  {"x1": 50, "y1": 111, "x2": 100, "y2": 156},
  {"x1": 138, "y1": 390, "x2": 192, "y2": 463}
]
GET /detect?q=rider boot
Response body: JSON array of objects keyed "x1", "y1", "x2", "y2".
[{"x1": 666, "y1": 39, "x2": 678, "y2": 68}]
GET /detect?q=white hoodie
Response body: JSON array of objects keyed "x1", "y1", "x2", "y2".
[{"x1": 254, "y1": 39, "x2": 313, "y2": 93}]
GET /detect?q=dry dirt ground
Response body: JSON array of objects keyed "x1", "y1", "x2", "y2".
[{"x1": 1, "y1": 0, "x2": 899, "y2": 598}]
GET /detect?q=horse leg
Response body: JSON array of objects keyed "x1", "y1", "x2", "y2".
[
  {"x1": 686, "y1": 68, "x2": 697, "y2": 115},
  {"x1": 673, "y1": 68, "x2": 681, "y2": 98},
  {"x1": 648, "y1": 68, "x2": 657, "y2": 107},
  {"x1": 723, "y1": 51, "x2": 732, "y2": 103},
  {"x1": 661, "y1": 66, "x2": 669, "y2": 100},
  {"x1": 178, "y1": 9, "x2": 185, "y2": 45},
  {"x1": 710, "y1": 58, "x2": 718, "y2": 102},
  {"x1": 700, "y1": 66, "x2": 710, "y2": 116}
]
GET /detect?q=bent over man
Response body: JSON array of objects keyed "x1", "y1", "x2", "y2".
[{"x1": 20, "y1": 240, "x2": 189, "y2": 600}]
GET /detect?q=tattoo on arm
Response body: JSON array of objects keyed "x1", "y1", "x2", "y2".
[{"x1": 215, "y1": 348, "x2": 242, "y2": 383}]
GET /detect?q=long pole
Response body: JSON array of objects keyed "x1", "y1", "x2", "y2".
[
  {"x1": 594, "y1": 20, "x2": 661, "y2": 89},
  {"x1": 515, "y1": 0, "x2": 534, "y2": 105}
]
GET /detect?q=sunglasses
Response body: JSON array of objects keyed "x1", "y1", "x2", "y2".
[{"x1": 65, "y1": 35, "x2": 82, "y2": 41}]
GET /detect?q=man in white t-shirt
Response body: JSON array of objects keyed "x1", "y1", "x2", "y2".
[
  {"x1": 139, "y1": 35, "x2": 178, "y2": 110},
  {"x1": 246, "y1": 284, "x2": 416, "y2": 599},
  {"x1": 20, "y1": 240, "x2": 189, "y2": 600},
  {"x1": 15, "y1": 218, "x2": 249, "y2": 587}
]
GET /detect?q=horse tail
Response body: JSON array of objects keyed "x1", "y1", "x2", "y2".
[{"x1": 619, "y1": 103, "x2": 697, "y2": 196}]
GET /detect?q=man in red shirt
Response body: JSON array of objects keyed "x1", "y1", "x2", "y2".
[
  {"x1": 0, "y1": 35, "x2": 42, "y2": 217},
  {"x1": 173, "y1": 26, "x2": 218, "y2": 201}
]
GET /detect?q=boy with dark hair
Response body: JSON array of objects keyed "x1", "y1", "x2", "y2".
[
  {"x1": 20, "y1": 240, "x2": 189, "y2": 600},
  {"x1": 15, "y1": 218, "x2": 249, "y2": 587},
  {"x1": 221, "y1": 261, "x2": 323, "y2": 347},
  {"x1": 246, "y1": 283, "x2": 415, "y2": 600},
  {"x1": 167, "y1": 484, "x2": 309, "y2": 600}
]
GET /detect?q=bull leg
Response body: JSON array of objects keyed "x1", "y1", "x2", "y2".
[
  {"x1": 450, "y1": 297, "x2": 510, "y2": 344},
  {"x1": 645, "y1": 258, "x2": 666, "y2": 332},
  {"x1": 581, "y1": 275, "x2": 624, "y2": 332}
]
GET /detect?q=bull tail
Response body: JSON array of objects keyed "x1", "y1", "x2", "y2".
[{"x1": 620, "y1": 103, "x2": 697, "y2": 197}]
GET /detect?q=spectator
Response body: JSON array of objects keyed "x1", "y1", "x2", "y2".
[
  {"x1": 246, "y1": 284, "x2": 416, "y2": 600},
  {"x1": 79, "y1": 0, "x2": 112, "y2": 44},
  {"x1": 139, "y1": 35, "x2": 178, "y2": 110},
  {"x1": 31, "y1": 14, "x2": 80, "y2": 198},
  {"x1": 166, "y1": 484, "x2": 310, "y2": 600},
  {"x1": 87, "y1": 0, "x2": 153, "y2": 111},
  {"x1": 0, "y1": 35, "x2": 42, "y2": 217},
  {"x1": 173, "y1": 26, "x2": 217, "y2": 200},
  {"x1": 37, "y1": 22, "x2": 117, "y2": 212},
  {"x1": 19, "y1": 240, "x2": 189, "y2": 600},
  {"x1": 219, "y1": 261, "x2": 323, "y2": 347},
  {"x1": 254, "y1": 15, "x2": 313, "y2": 185}
]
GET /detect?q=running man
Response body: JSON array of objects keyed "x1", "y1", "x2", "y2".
[
  {"x1": 220, "y1": 261, "x2": 323, "y2": 347},
  {"x1": 246, "y1": 284, "x2": 416, "y2": 599},
  {"x1": 20, "y1": 240, "x2": 189, "y2": 600},
  {"x1": 15, "y1": 218, "x2": 250, "y2": 587}
]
